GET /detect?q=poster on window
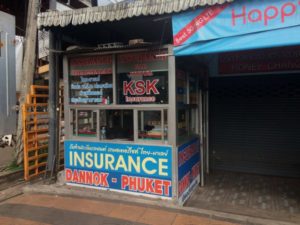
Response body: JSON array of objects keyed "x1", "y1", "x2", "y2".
[
  {"x1": 69, "y1": 55, "x2": 113, "y2": 104},
  {"x1": 117, "y1": 50, "x2": 169, "y2": 104}
]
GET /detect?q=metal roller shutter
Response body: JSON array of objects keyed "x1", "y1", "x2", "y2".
[{"x1": 210, "y1": 74, "x2": 300, "y2": 177}]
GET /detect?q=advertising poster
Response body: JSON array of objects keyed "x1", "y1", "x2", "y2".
[
  {"x1": 178, "y1": 138, "x2": 200, "y2": 204},
  {"x1": 117, "y1": 50, "x2": 168, "y2": 104},
  {"x1": 69, "y1": 55, "x2": 113, "y2": 104},
  {"x1": 64, "y1": 140, "x2": 173, "y2": 198}
]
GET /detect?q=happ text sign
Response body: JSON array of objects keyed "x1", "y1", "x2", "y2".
[{"x1": 172, "y1": 0, "x2": 300, "y2": 46}]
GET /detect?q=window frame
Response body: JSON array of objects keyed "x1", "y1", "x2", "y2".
[{"x1": 64, "y1": 47, "x2": 173, "y2": 145}]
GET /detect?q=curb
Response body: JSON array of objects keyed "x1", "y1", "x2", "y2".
[
  {"x1": 0, "y1": 170, "x2": 24, "y2": 190},
  {"x1": 23, "y1": 184, "x2": 298, "y2": 225}
]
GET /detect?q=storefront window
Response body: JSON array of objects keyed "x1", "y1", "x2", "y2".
[
  {"x1": 138, "y1": 110, "x2": 168, "y2": 142},
  {"x1": 69, "y1": 55, "x2": 113, "y2": 105},
  {"x1": 117, "y1": 50, "x2": 168, "y2": 105},
  {"x1": 189, "y1": 75, "x2": 198, "y2": 105},
  {"x1": 176, "y1": 70, "x2": 187, "y2": 105},
  {"x1": 77, "y1": 110, "x2": 97, "y2": 137},
  {"x1": 176, "y1": 70, "x2": 199, "y2": 144},
  {"x1": 67, "y1": 51, "x2": 170, "y2": 144},
  {"x1": 99, "y1": 110, "x2": 133, "y2": 141},
  {"x1": 189, "y1": 108, "x2": 198, "y2": 135}
]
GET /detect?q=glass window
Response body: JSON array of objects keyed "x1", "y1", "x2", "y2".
[
  {"x1": 189, "y1": 108, "x2": 198, "y2": 135},
  {"x1": 99, "y1": 110, "x2": 134, "y2": 141},
  {"x1": 176, "y1": 70, "x2": 187, "y2": 105},
  {"x1": 176, "y1": 70, "x2": 200, "y2": 144},
  {"x1": 138, "y1": 110, "x2": 168, "y2": 142},
  {"x1": 69, "y1": 55, "x2": 113, "y2": 105},
  {"x1": 177, "y1": 108, "x2": 188, "y2": 142},
  {"x1": 71, "y1": 109, "x2": 76, "y2": 136},
  {"x1": 77, "y1": 110, "x2": 97, "y2": 137},
  {"x1": 189, "y1": 75, "x2": 198, "y2": 105},
  {"x1": 117, "y1": 50, "x2": 168, "y2": 105}
]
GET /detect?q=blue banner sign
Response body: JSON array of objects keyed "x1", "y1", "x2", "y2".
[
  {"x1": 172, "y1": 0, "x2": 300, "y2": 46},
  {"x1": 178, "y1": 138, "x2": 200, "y2": 204},
  {"x1": 64, "y1": 140, "x2": 173, "y2": 198}
]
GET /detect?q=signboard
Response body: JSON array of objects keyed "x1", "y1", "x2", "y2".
[
  {"x1": 178, "y1": 138, "x2": 200, "y2": 204},
  {"x1": 64, "y1": 140, "x2": 173, "y2": 198},
  {"x1": 69, "y1": 55, "x2": 113, "y2": 104},
  {"x1": 219, "y1": 46, "x2": 300, "y2": 75},
  {"x1": 117, "y1": 51, "x2": 168, "y2": 104},
  {"x1": 117, "y1": 50, "x2": 168, "y2": 73},
  {"x1": 70, "y1": 55, "x2": 112, "y2": 76},
  {"x1": 172, "y1": 0, "x2": 300, "y2": 46}
]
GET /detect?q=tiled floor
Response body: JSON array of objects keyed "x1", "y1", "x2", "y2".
[
  {"x1": 0, "y1": 193, "x2": 240, "y2": 225},
  {"x1": 186, "y1": 171, "x2": 300, "y2": 223}
]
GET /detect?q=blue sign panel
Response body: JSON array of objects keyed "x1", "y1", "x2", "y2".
[
  {"x1": 64, "y1": 140, "x2": 172, "y2": 198},
  {"x1": 178, "y1": 138, "x2": 200, "y2": 204},
  {"x1": 174, "y1": 25, "x2": 300, "y2": 56},
  {"x1": 172, "y1": 0, "x2": 300, "y2": 46}
]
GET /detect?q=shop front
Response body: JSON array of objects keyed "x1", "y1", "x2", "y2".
[
  {"x1": 172, "y1": 0, "x2": 300, "y2": 179},
  {"x1": 171, "y1": 0, "x2": 300, "y2": 220},
  {"x1": 62, "y1": 47, "x2": 202, "y2": 204},
  {"x1": 38, "y1": 0, "x2": 299, "y2": 213}
]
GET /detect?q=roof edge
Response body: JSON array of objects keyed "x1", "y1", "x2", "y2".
[{"x1": 38, "y1": 0, "x2": 234, "y2": 28}]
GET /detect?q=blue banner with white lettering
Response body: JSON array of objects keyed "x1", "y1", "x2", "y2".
[
  {"x1": 173, "y1": 0, "x2": 300, "y2": 46},
  {"x1": 64, "y1": 140, "x2": 172, "y2": 198}
]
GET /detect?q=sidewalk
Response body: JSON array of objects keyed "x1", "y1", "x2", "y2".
[{"x1": 0, "y1": 193, "x2": 238, "y2": 225}]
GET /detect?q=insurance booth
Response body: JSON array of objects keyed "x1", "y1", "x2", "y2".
[{"x1": 63, "y1": 47, "x2": 202, "y2": 205}]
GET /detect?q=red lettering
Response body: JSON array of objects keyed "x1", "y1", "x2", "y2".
[
  {"x1": 281, "y1": 3, "x2": 297, "y2": 23},
  {"x1": 123, "y1": 81, "x2": 135, "y2": 95},
  {"x1": 65, "y1": 169, "x2": 72, "y2": 181},
  {"x1": 79, "y1": 170, "x2": 86, "y2": 183},
  {"x1": 93, "y1": 172, "x2": 100, "y2": 186},
  {"x1": 121, "y1": 175, "x2": 129, "y2": 189},
  {"x1": 191, "y1": 163, "x2": 200, "y2": 179},
  {"x1": 232, "y1": 6, "x2": 246, "y2": 26},
  {"x1": 146, "y1": 178, "x2": 155, "y2": 193},
  {"x1": 135, "y1": 80, "x2": 146, "y2": 95},
  {"x1": 138, "y1": 178, "x2": 146, "y2": 192},
  {"x1": 179, "y1": 173, "x2": 190, "y2": 196},
  {"x1": 120, "y1": 176, "x2": 171, "y2": 196},
  {"x1": 73, "y1": 170, "x2": 79, "y2": 183},
  {"x1": 248, "y1": 9, "x2": 262, "y2": 23},
  {"x1": 264, "y1": 6, "x2": 279, "y2": 25},
  {"x1": 146, "y1": 79, "x2": 159, "y2": 95},
  {"x1": 154, "y1": 180, "x2": 163, "y2": 195},
  {"x1": 86, "y1": 171, "x2": 93, "y2": 185},
  {"x1": 100, "y1": 173, "x2": 109, "y2": 187},
  {"x1": 163, "y1": 181, "x2": 171, "y2": 196},
  {"x1": 129, "y1": 176, "x2": 136, "y2": 190}
]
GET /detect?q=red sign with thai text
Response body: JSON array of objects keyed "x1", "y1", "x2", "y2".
[{"x1": 219, "y1": 46, "x2": 300, "y2": 75}]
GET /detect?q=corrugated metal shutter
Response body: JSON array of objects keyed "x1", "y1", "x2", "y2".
[{"x1": 209, "y1": 74, "x2": 300, "y2": 177}]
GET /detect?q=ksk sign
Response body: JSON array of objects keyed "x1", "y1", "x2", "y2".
[{"x1": 123, "y1": 79, "x2": 160, "y2": 103}]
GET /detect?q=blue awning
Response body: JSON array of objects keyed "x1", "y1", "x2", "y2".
[{"x1": 174, "y1": 26, "x2": 300, "y2": 56}]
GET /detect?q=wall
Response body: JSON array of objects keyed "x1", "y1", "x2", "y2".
[{"x1": 0, "y1": 11, "x2": 16, "y2": 135}]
